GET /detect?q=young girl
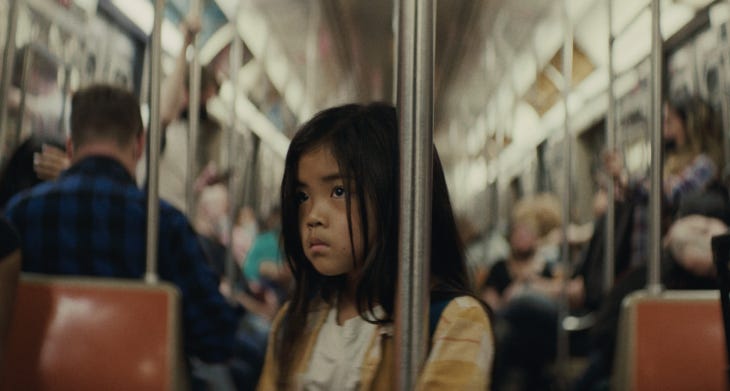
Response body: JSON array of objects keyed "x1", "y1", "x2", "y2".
[{"x1": 257, "y1": 103, "x2": 494, "y2": 390}]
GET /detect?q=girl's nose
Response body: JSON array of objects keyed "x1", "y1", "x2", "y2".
[
  {"x1": 306, "y1": 217, "x2": 322, "y2": 228},
  {"x1": 305, "y1": 203, "x2": 325, "y2": 228}
]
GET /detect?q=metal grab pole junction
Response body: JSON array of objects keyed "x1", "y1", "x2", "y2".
[
  {"x1": 395, "y1": 0, "x2": 434, "y2": 389},
  {"x1": 145, "y1": 0, "x2": 166, "y2": 284}
]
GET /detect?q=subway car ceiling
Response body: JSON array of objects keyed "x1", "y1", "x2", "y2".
[{"x1": 2, "y1": 0, "x2": 725, "y2": 230}]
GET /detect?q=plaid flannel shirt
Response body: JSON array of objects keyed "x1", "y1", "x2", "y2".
[{"x1": 5, "y1": 156, "x2": 239, "y2": 363}]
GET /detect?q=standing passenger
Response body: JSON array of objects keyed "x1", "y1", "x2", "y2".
[
  {"x1": 257, "y1": 103, "x2": 494, "y2": 390},
  {"x1": 605, "y1": 95, "x2": 724, "y2": 268},
  {"x1": 4, "y1": 84, "x2": 240, "y2": 378},
  {"x1": 150, "y1": 12, "x2": 223, "y2": 216}
]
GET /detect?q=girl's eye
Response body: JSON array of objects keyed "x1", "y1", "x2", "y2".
[
  {"x1": 295, "y1": 191, "x2": 309, "y2": 205},
  {"x1": 331, "y1": 186, "x2": 347, "y2": 198}
]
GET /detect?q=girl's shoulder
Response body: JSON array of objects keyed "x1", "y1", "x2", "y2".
[
  {"x1": 428, "y1": 295, "x2": 492, "y2": 339},
  {"x1": 422, "y1": 296, "x2": 494, "y2": 388},
  {"x1": 438, "y1": 296, "x2": 490, "y2": 323}
]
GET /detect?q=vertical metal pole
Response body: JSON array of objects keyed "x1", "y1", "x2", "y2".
[
  {"x1": 187, "y1": 0, "x2": 202, "y2": 218},
  {"x1": 395, "y1": 0, "x2": 433, "y2": 389},
  {"x1": 647, "y1": 0, "x2": 663, "y2": 294},
  {"x1": 305, "y1": 1, "x2": 319, "y2": 114},
  {"x1": 15, "y1": 48, "x2": 31, "y2": 146},
  {"x1": 145, "y1": 0, "x2": 166, "y2": 284},
  {"x1": 496, "y1": 111, "x2": 503, "y2": 230},
  {"x1": 494, "y1": 109, "x2": 500, "y2": 227},
  {"x1": 243, "y1": 136, "x2": 260, "y2": 210},
  {"x1": 721, "y1": 7, "x2": 730, "y2": 181},
  {"x1": 0, "y1": 0, "x2": 20, "y2": 159},
  {"x1": 722, "y1": 62, "x2": 730, "y2": 181},
  {"x1": 226, "y1": 20, "x2": 243, "y2": 292},
  {"x1": 604, "y1": 0, "x2": 616, "y2": 294},
  {"x1": 392, "y1": 0, "x2": 400, "y2": 104},
  {"x1": 557, "y1": 0, "x2": 573, "y2": 377}
]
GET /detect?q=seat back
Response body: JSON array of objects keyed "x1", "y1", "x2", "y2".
[
  {"x1": 613, "y1": 290, "x2": 728, "y2": 391},
  {"x1": 0, "y1": 274, "x2": 185, "y2": 391}
]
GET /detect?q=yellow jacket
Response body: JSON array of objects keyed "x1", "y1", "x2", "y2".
[{"x1": 257, "y1": 296, "x2": 494, "y2": 390}]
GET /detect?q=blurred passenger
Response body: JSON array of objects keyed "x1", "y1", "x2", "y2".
[
  {"x1": 571, "y1": 186, "x2": 635, "y2": 312},
  {"x1": 194, "y1": 183, "x2": 231, "y2": 278},
  {"x1": 0, "y1": 217, "x2": 21, "y2": 369},
  {"x1": 513, "y1": 193, "x2": 563, "y2": 265},
  {"x1": 232, "y1": 206, "x2": 259, "y2": 269},
  {"x1": 0, "y1": 134, "x2": 67, "y2": 211},
  {"x1": 6, "y1": 44, "x2": 65, "y2": 142},
  {"x1": 482, "y1": 218, "x2": 561, "y2": 311},
  {"x1": 3, "y1": 84, "x2": 240, "y2": 387},
  {"x1": 243, "y1": 207, "x2": 284, "y2": 286},
  {"x1": 257, "y1": 103, "x2": 494, "y2": 390},
  {"x1": 459, "y1": 216, "x2": 506, "y2": 289},
  {"x1": 605, "y1": 95, "x2": 724, "y2": 269},
  {"x1": 483, "y1": 217, "x2": 563, "y2": 391},
  {"x1": 143, "y1": 11, "x2": 223, "y2": 216},
  {"x1": 572, "y1": 183, "x2": 730, "y2": 391}
]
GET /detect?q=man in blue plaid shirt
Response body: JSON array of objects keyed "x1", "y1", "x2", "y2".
[{"x1": 4, "y1": 84, "x2": 240, "y2": 367}]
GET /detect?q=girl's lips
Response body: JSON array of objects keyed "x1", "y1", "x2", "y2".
[
  {"x1": 310, "y1": 244, "x2": 328, "y2": 253},
  {"x1": 309, "y1": 238, "x2": 328, "y2": 252}
]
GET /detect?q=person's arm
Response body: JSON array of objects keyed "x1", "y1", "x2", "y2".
[
  {"x1": 232, "y1": 282, "x2": 280, "y2": 322},
  {"x1": 33, "y1": 144, "x2": 70, "y2": 180},
  {"x1": 481, "y1": 286, "x2": 503, "y2": 311},
  {"x1": 417, "y1": 296, "x2": 494, "y2": 390},
  {"x1": 167, "y1": 212, "x2": 240, "y2": 363},
  {"x1": 160, "y1": 13, "x2": 200, "y2": 129},
  {"x1": 663, "y1": 214, "x2": 727, "y2": 278},
  {"x1": 603, "y1": 150, "x2": 629, "y2": 199}
]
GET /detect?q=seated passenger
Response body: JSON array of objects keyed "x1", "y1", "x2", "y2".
[
  {"x1": 572, "y1": 183, "x2": 730, "y2": 391},
  {"x1": 3, "y1": 85, "x2": 240, "y2": 375},
  {"x1": 482, "y1": 218, "x2": 558, "y2": 311},
  {"x1": 243, "y1": 207, "x2": 286, "y2": 289},
  {"x1": 0, "y1": 217, "x2": 21, "y2": 368},
  {"x1": 482, "y1": 217, "x2": 563, "y2": 391}
]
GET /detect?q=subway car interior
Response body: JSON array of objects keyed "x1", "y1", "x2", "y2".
[{"x1": 1, "y1": 0, "x2": 730, "y2": 390}]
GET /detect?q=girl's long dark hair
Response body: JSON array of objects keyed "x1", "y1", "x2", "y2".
[{"x1": 276, "y1": 102, "x2": 478, "y2": 386}]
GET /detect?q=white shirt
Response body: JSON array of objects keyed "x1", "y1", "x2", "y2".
[
  {"x1": 299, "y1": 305, "x2": 381, "y2": 391},
  {"x1": 158, "y1": 120, "x2": 189, "y2": 214}
]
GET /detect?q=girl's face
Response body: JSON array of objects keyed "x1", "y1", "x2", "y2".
[{"x1": 295, "y1": 146, "x2": 370, "y2": 277}]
